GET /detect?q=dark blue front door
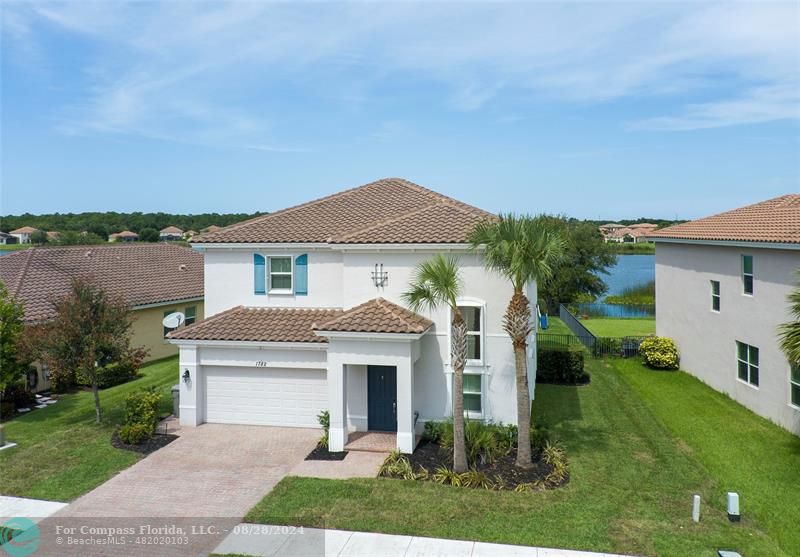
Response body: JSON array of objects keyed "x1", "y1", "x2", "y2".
[{"x1": 367, "y1": 365, "x2": 397, "y2": 432}]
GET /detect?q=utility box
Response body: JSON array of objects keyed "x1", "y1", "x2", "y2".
[{"x1": 171, "y1": 384, "x2": 180, "y2": 418}]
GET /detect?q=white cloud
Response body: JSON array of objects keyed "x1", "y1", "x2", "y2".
[{"x1": 3, "y1": 1, "x2": 798, "y2": 146}]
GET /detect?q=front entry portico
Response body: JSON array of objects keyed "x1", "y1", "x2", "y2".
[{"x1": 321, "y1": 334, "x2": 423, "y2": 454}]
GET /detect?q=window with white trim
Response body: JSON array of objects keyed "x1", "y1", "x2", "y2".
[
  {"x1": 185, "y1": 306, "x2": 197, "y2": 326},
  {"x1": 791, "y1": 364, "x2": 800, "y2": 409},
  {"x1": 459, "y1": 305, "x2": 483, "y2": 363},
  {"x1": 268, "y1": 256, "x2": 293, "y2": 293},
  {"x1": 711, "y1": 280, "x2": 720, "y2": 312},
  {"x1": 463, "y1": 373, "x2": 482, "y2": 417},
  {"x1": 742, "y1": 255, "x2": 754, "y2": 295},
  {"x1": 736, "y1": 341, "x2": 759, "y2": 387}
]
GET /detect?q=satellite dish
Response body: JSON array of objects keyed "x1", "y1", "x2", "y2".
[{"x1": 162, "y1": 312, "x2": 185, "y2": 329}]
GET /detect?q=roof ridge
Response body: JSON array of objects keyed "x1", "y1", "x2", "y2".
[
  {"x1": 8, "y1": 248, "x2": 34, "y2": 298},
  {"x1": 375, "y1": 297, "x2": 416, "y2": 325},
  {"x1": 192, "y1": 178, "x2": 422, "y2": 242}
]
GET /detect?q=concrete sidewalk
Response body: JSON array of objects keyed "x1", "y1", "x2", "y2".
[
  {"x1": 0, "y1": 495, "x2": 67, "y2": 524},
  {"x1": 213, "y1": 524, "x2": 634, "y2": 557}
]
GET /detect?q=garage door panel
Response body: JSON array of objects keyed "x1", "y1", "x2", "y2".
[{"x1": 204, "y1": 366, "x2": 327, "y2": 428}]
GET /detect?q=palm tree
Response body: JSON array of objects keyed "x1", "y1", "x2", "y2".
[
  {"x1": 470, "y1": 214, "x2": 566, "y2": 468},
  {"x1": 402, "y1": 254, "x2": 469, "y2": 473},
  {"x1": 779, "y1": 272, "x2": 800, "y2": 364}
]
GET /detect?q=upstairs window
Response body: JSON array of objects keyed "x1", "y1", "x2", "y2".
[
  {"x1": 791, "y1": 364, "x2": 800, "y2": 409},
  {"x1": 711, "y1": 280, "x2": 721, "y2": 312},
  {"x1": 185, "y1": 306, "x2": 197, "y2": 326},
  {"x1": 736, "y1": 341, "x2": 759, "y2": 387},
  {"x1": 742, "y1": 255, "x2": 754, "y2": 295},
  {"x1": 458, "y1": 305, "x2": 483, "y2": 363},
  {"x1": 268, "y1": 256, "x2": 293, "y2": 293}
]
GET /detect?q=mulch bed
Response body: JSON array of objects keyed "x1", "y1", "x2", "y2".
[
  {"x1": 403, "y1": 440, "x2": 568, "y2": 490},
  {"x1": 305, "y1": 444, "x2": 348, "y2": 461},
  {"x1": 112, "y1": 431, "x2": 179, "y2": 455}
]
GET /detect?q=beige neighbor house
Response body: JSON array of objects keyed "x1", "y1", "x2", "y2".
[
  {"x1": 160, "y1": 226, "x2": 184, "y2": 241},
  {"x1": 109, "y1": 230, "x2": 139, "y2": 242},
  {"x1": 9, "y1": 226, "x2": 39, "y2": 244},
  {"x1": 650, "y1": 195, "x2": 800, "y2": 434},
  {"x1": 0, "y1": 243, "x2": 204, "y2": 392}
]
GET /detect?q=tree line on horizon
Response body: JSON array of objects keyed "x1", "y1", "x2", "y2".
[{"x1": 0, "y1": 211, "x2": 266, "y2": 238}]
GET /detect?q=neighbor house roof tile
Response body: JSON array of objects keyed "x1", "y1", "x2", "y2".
[
  {"x1": 649, "y1": 195, "x2": 800, "y2": 245},
  {"x1": 191, "y1": 178, "x2": 495, "y2": 245},
  {"x1": 160, "y1": 226, "x2": 184, "y2": 234},
  {"x1": 10, "y1": 227, "x2": 39, "y2": 234},
  {"x1": 0, "y1": 243, "x2": 203, "y2": 323},
  {"x1": 313, "y1": 298, "x2": 433, "y2": 334},
  {"x1": 167, "y1": 306, "x2": 343, "y2": 343}
]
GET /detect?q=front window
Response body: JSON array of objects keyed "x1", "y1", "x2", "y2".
[
  {"x1": 742, "y1": 255, "x2": 754, "y2": 295},
  {"x1": 463, "y1": 373, "x2": 482, "y2": 417},
  {"x1": 459, "y1": 305, "x2": 483, "y2": 362},
  {"x1": 791, "y1": 364, "x2": 800, "y2": 408},
  {"x1": 736, "y1": 341, "x2": 759, "y2": 387},
  {"x1": 268, "y1": 256, "x2": 293, "y2": 292},
  {"x1": 185, "y1": 306, "x2": 197, "y2": 326},
  {"x1": 711, "y1": 280, "x2": 720, "y2": 312}
]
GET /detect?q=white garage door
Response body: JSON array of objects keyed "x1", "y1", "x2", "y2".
[{"x1": 204, "y1": 366, "x2": 327, "y2": 428}]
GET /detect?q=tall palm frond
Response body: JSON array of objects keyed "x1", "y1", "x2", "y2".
[{"x1": 779, "y1": 271, "x2": 800, "y2": 364}]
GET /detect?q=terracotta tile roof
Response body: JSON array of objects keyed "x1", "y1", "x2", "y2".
[
  {"x1": 649, "y1": 195, "x2": 800, "y2": 245},
  {"x1": 112, "y1": 230, "x2": 139, "y2": 238},
  {"x1": 10, "y1": 227, "x2": 38, "y2": 234},
  {"x1": 314, "y1": 298, "x2": 433, "y2": 334},
  {"x1": 0, "y1": 243, "x2": 203, "y2": 323},
  {"x1": 191, "y1": 177, "x2": 495, "y2": 245},
  {"x1": 168, "y1": 306, "x2": 343, "y2": 343},
  {"x1": 160, "y1": 226, "x2": 184, "y2": 234}
]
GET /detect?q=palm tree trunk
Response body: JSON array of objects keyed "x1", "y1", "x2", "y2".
[
  {"x1": 504, "y1": 290, "x2": 533, "y2": 468},
  {"x1": 451, "y1": 312, "x2": 468, "y2": 473}
]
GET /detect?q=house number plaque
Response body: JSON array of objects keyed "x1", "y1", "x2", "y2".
[{"x1": 255, "y1": 361, "x2": 269, "y2": 367}]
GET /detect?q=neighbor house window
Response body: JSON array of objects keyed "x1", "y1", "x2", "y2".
[
  {"x1": 463, "y1": 373, "x2": 482, "y2": 417},
  {"x1": 458, "y1": 305, "x2": 483, "y2": 363},
  {"x1": 736, "y1": 341, "x2": 759, "y2": 387},
  {"x1": 711, "y1": 280, "x2": 721, "y2": 312},
  {"x1": 742, "y1": 255, "x2": 754, "y2": 295},
  {"x1": 185, "y1": 306, "x2": 197, "y2": 326},
  {"x1": 268, "y1": 256, "x2": 293, "y2": 292},
  {"x1": 791, "y1": 364, "x2": 800, "y2": 409}
]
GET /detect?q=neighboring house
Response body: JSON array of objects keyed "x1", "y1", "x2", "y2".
[
  {"x1": 650, "y1": 195, "x2": 800, "y2": 434},
  {"x1": 160, "y1": 226, "x2": 184, "y2": 241},
  {"x1": 598, "y1": 223, "x2": 624, "y2": 239},
  {"x1": 109, "y1": 230, "x2": 139, "y2": 242},
  {"x1": 0, "y1": 231, "x2": 18, "y2": 245},
  {"x1": 169, "y1": 178, "x2": 535, "y2": 453},
  {"x1": 10, "y1": 227, "x2": 39, "y2": 244},
  {"x1": 46, "y1": 231, "x2": 60, "y2": 241},
  {"x1": 0, "y1": 243, "x2": 204, "y2": 392}
]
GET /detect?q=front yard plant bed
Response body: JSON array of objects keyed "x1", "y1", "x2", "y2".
[
  {"x1": 381, "y1": 440, "x2": 568, "y2": 491},
  {"x1": 305, "y1": 444, "x2": 347, "y2": 461},
  {"x1": 111, "y1": 430, "x2": 178, "y2": 455}
]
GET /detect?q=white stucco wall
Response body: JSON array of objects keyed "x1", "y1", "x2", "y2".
[
  {"x1": 197, "y1": 246, "x2": 537, "y2": 428},
  {"x1": 655, "y1": 242, "x2": 800, "y2": 433}
]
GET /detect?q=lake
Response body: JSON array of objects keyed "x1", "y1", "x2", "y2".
[{"x1": 573, "y1": 254, "x2": 656, "y2": 318}]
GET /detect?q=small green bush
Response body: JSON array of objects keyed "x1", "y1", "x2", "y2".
[
  {"x1": 639, "y1": 336, "x2": 680, "y2": 370},
  {"x1": 317, "y1": 410, "x2": 330, "y2": 448},
  {"x1": 439, "y1": 420, "x2": 518, "y2": 466},
  {"x1": 119, "y1": 387, "x2": 162, "y2": 444},
  {"x1": 537, "y1": 347, "x2": 589, "y2": 385},
  {"x1": 529, "y1": 423, "x2": 551, "y2": 450},
  {"x1": 118, "y1": 423, "x2": 150, "y2": 445},
  {"x1": 423, "y1": 420, "x2": 444, "y2": 442}
]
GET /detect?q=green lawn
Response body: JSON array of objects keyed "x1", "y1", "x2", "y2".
[
  {"x1": 0, "y1": 357, "x2": 177, "y2": 501},
  {"x1": 0, "y1": 244, "x2": 33, "y2": 251},
  {"x1": 540, "y1": 316, "x2": 574, "y2": 336},
  {"x1": 582, "y1": 318, "x2": 655, "y2": 337},
  {"x1": 246, "y1": 358, "x2": 796, "y2": 557}
]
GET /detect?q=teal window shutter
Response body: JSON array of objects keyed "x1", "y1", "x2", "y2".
[
  {"x1": 254, "y1": 254, "x2": 266, "y2": 295},
  {"x1": 295, "y1": 254, "x2": 308, "y2": 295}
]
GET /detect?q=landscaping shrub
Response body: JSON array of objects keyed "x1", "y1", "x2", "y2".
[
  {"x1": 317, "y1": 410, "x2": 330, "y2": 448},
  {"x1": 639, "y1": 336, "x2": 680, "y2": 370},
  {"x1": 118, "y1": 423, "x2": 151, "y2": 445},
  {"x1": 118, "y1": 387, "x2": 162, "y2": 444},
  {"x1": 77, "y1": 349, "x2": 146, "y2": 389},
  {"x1": 530, "y1": 423, "x2": 551, "y2": 450},
  {"x1": 423, "y1": 420, "x2": 444, "y2": 442},
  {"x1": 2, "y1": 383, "x2": 36, "y2": 409},
  {"x1": 439, "y1": 420, "x2": 518, "y2": 466},
  {"x1": 537, "y1": 347, "x2": 589, "y2": 385}
]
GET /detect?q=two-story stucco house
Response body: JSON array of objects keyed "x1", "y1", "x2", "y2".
[
  {"x1": 650, "y1": 195, "x2": 800, "y2": 434},
  {"x1": 169, "y1": 178, "x2": 536, "y2": 453}
]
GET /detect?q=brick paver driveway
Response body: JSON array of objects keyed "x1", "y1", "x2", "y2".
[{"x1": 35, "y1": 424, "x2": 319, "y2": 557}]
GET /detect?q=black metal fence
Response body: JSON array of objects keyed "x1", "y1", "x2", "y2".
[{"x1": 535, "y1": 303, "x2": 649, "y2": 358}]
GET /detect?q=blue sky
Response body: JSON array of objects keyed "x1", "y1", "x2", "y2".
[{"x1": 2, "y1": 2, "x2": 799, "y2": 220}]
